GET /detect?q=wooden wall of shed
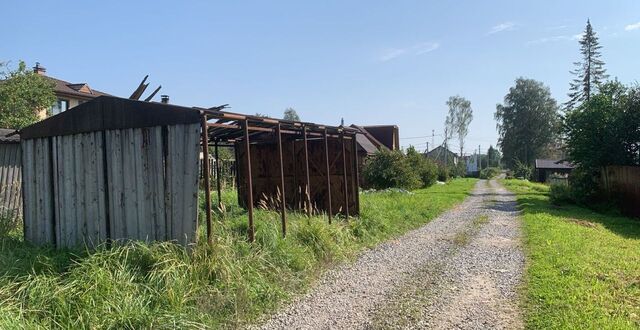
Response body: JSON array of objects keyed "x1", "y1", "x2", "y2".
[
  {"x1": 21, "y1": 123, "x2": 201, "y2": 247},
  {"x1": 0, "y1": 143, "x2": 22, "y2": 220},
  {"x1": 236, "y1": 136, "x2": 359, "y2": 215},
  {"x1": 602, "y1": 165, "x2": 640, "y2": 219}
]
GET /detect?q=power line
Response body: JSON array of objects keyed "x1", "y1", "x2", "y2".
[{"x1": 400, "y1": 133, "x2": 443, "y2": 140}]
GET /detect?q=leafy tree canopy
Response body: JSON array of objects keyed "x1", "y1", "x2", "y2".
[
  {"x1": 564, "y1": 80, "x2": 640, "y2": 169},
  {"x1": 445, "y1": 95, "x2": 473, "y2": 158},
  {"x1": 0, "y1": 61, "x2": 55, "y2": 129},
  {"x1": 283, "y1": 107, "x2": 300, "y2": 121},
  {"x1": 494, "y1": 78, "x2": 560, "y2": 169}
]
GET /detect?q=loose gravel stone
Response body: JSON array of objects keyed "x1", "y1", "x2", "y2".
[{"x1": 256, "y1": 179, "x2": 524, "y2": 330}]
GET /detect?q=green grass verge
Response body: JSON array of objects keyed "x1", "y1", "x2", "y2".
[
  {"x1": 502, "y1": 179, "x2": 640, "y2": 330},
  {"x1": 0, "y1": 178, "x2": 477, "y2": 329}
]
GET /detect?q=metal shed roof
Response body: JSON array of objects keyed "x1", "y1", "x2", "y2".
[
  {"x1": 534, "y1": 159, "x2": 574, "y2": 169},
  {"x1": 20, "y1": 96, "x2": 359, "y2": 141},
  {"x1": 0, "y1": 129, "x2": 19, "y2": 144}
]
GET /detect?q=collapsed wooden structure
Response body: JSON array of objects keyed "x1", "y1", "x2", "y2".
[{"x1": 20, "y1": 96, "x2": 360, "y2": 247}]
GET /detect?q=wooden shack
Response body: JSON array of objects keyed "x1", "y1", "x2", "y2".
[
  {"x1": 0, "y1": 129, "x2": 22, "y2": 220},
  {"x1": 20, "y1": 96, "x2": 201, "y2": 247},
  {"x1": 21, "y1": 95, "x2": 361, "y2": 247}
]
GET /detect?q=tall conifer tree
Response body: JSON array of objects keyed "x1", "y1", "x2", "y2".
[{"x1": 566, "y1": 19, "x2": 608, "y2": 110}]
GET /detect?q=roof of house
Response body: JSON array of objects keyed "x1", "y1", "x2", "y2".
[
  {"x1": 0, "y1": 129, "x2": 20, "y2": 143},
  {"x1": 355, "y1": 133, "x2": 379, "y2": 154},
  {"x1": 425, "y1": 145, "x2": 458, "y2": 158},
  {"x1": 534, "y1": 159, "x2": 574, "y2": 169},
  {"x1": 45, "y1": 76, "x2": 110, "y2": 99}
]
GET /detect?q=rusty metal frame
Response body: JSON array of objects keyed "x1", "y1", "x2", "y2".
[
  {"x1": 276, "y1": 124, "x2": 287, "y2": 237},
  {"x1": 352, "y1": 135, "x2": 360, "y2": 215},
  {"x1": 302, "y1": 125, "x2": 311, "y2": 217},
  {"x1": 323, "y1": 129, "x2": 332, "y2": 223},
  {"x1": 214, "y1": 139, "x2": 222, "y2": 211},
  {"x1": 243, "y1": 119, "x2": 255, "y2": 242},
  {"x1": 201, "y1": 113, "x2": 213, "y2": 244},
  {"x1": 341, "y1": 131, "x2": 349, "y2": 217}
]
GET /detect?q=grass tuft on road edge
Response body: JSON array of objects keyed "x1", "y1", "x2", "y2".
[
  {"x1": 502, "y1": 179, "x2": 640, "y2": 330},
  {"x1": 0, "y1": 179, "x2": 477, "y2": 329}
]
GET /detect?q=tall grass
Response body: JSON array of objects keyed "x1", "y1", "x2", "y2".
[{"x1": 0, "y1": 178, "x2": 476, "y2": 329}]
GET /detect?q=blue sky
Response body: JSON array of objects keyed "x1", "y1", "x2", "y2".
[{"x1": 3, "y1": 1, "x2": 640, "y2": 155}]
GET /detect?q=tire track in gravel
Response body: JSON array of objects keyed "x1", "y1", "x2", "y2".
[{"x1": 257, "y1": 179, "x2": 524, "y2": 330}]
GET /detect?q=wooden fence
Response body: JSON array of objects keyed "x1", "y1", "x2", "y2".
[
  {"x1": 0, "y1": 143, "x2": 22, "y2": 220},
  {"x1": 601, "y1": 165, "x2": 640, "y2": 218}
]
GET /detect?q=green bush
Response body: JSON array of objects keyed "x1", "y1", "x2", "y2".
[
  {"x1": 567, "y1": 166, "x2": 601, "y2": 205},
  {"x1": 406, "y1": 147, "x2": 438, "y2": 187},
  {"x1": 479, "y1": 167, "x2": 500, "y2": 179},
  {"x1": 437, "y1": 165, "x2": 450, "y2": 182},
  {"x1": 513, "y1": 159, "x2": 533, "y2": 180},
  {"x1": 549, "y1": 183, "x2": 573, "y2": 205},
  {"x1": 362, "y1": 149, "x2": 421, "y2": 190}
]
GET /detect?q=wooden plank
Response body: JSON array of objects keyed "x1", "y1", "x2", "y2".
[
  {"x1": 183, "y1": 123, "x2": 200, "y2": 244},
  {"x1": 149, "y1": 126, "x2": 166, "y2": 240},
  {"x1": 106, "y1": 130, "x2": 123, "y2": 240},
  {"x1": 72, "y1": 135, "x2": 85, "y2": 246},
  {"x1": 95, "y1": 132, "x2": 108, "y2": 242},
  {"x1": 0, "y1": 144, "x2": 10, "y2": 216},
  {"x1": 168, "y1": 124, "x2": 186, "y2": 243},
  {"x1": 84, "y1": 133, "x2": 103, "y2": 246},
  {"x1": 133, "y1": 128, "x2": 147, "y2": 241},
  {"x1": 123, "y1": 128, "x2": 138, "y2": 240},
  {"x1": 21, "y1": 140, "x2": 34, "y2": 242},
  {"x1": 52, "y1": 136, "x2": 63, "y2": 247}
]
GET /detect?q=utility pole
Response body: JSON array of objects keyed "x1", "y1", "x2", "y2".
[
  {"x1": 426, "y1": 141, "x2": 429, "y2": 153},
  {"x1": 478, "y1": 145, "x2": 482, "y2": 172},
  {"x1": 432, "y1": 130, "x2": 435, "y2": 148}
]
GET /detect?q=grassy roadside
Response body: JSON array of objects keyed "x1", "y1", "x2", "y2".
[
  {"x1": 501, "y1": 179, "x2": 640, "y2": 329},
  {"x1": 0, "y1": 178, "x2": 477, "y2": 329}
]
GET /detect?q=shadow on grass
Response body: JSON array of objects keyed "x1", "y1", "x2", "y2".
[
  {"x1": 0, "y1": 234, "x2": 82, "y2": 278},
  {"x1": 516, "y1": 195, "x2": 640, "y2": 240}
]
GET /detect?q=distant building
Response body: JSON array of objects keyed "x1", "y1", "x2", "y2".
[
  {"x1": 32, "y1": 63, "x2": 110, "y2": 118},
  {"x1": 424, "y1": 145, "x2": 458, "y2": 166},
  {"x1": 351, "y1": 124, "x2": 399, "y2": 157},
  {"x1": 534, "y1": 159, "x2": 574, "y2": 182},
  {"x1": 465, "y1": 154, "x2": 480, "y2": 174}
]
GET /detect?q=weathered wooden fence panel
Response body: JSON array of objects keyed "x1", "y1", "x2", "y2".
[
  {"x1": 22, "y1": 123, "x2": 201, "y2": 247},
  {"x1": 602, "y1": 165, "x2": 640, "y2": 218},
  {"x1": 22, "y1": 138, "x2": 55, "y2": 244},
  {"x1": 0, "y1": 143, "x2": 22, "y2": 220},
  {"x1": 166, "y1": 123, "x2": 200, "y2": 245},
  {"x1": 51, "y1": 133, "x2": 109, "y2": 247}
]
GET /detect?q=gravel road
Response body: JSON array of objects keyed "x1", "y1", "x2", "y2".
[{"x1": 257, "y1": 179, "x2": 525, "y2": 330}]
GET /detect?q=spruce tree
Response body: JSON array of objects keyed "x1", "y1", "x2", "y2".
[{"x1": 566, "y1": 19, "x2": 608, "y2": 110}]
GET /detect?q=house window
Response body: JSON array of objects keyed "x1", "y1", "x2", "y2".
[{"x1": 51, "y1": 98, "x2": 69, "y2": 115}]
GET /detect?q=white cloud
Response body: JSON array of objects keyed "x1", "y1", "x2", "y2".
[
  {"x1": 487, "y1": 22, "x2": 516, "y2": 35},
  {"x1": 415, "y1": 42, "x2": 440, "y2": 54},
  {"x1": 525, "y1": 32, "x2": 584, "y2": 46},
  {"x1": 625, "y1": 22, "x2": 640, "y2": 31},
  {"x1": 525, "y1": 35, "x2": 571, "y2": 46},
  {"x1": 377, "y1": 42, "x2": 440, "y2": 62},
  {"x1": 546, "y1": 25, "x2": 568, "y2": 31}
]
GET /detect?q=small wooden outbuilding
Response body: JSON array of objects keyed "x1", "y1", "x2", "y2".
[
  {"x1": 21, "y1": 96, "x2": 360, "y2": 247},
  {"x1": 20, "y1": 97, "x2": 202, "y2": 247}
]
